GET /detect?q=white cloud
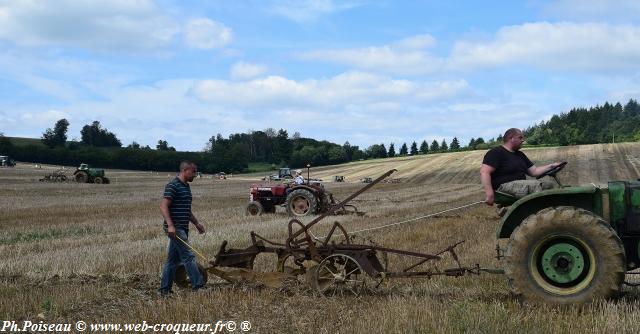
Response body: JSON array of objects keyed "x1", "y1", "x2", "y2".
[
  {"x1": 0, "y1": 0, "x2": 180, "y2": 52},
  {"x1": 184, "y1": 18, "x2": 232, "y2": 49},
  {"x1": 449, "y1": 22, "x2": 640, "y2": 72},
  {"x1": 393, "y1": 34, "x2": 437, "y2": 49},
  {"x1": 297, "y1": 34, "x2": 443, "y2": 75},
  {"x1": 269, "y1": 0, "x2": 363, "y2": 23},
  {"x1": 542, "y1": 0, "x2": 640, "y2": 21},
  {"x1": 191, "y1": 72, "x2": 468, "y2": 108},
  {"x1": 18, "y1": 110, "x2": 70, "y2": 129},
  {"x1": 0, "y1": 2, "x2": 234, "y2": 53},
  {"x1": 230, "y1": 61, "x2": 268, "y2": 80}
]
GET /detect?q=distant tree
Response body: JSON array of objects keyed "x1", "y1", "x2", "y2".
[
  {"x1": 388, "y1": 143, "x2": 396, "y2": 157},
  {"x1": 292, "y1": 131, "x2": 301, "y2": 140},
  {"x1": 365, "y1": 144, "x2": 387, "y2": 159},
  {"x1": 343, "y1": 141, "x2": 360, "y2": 161},
  {"x1": 380, "y1": 143, "x2": 388, "y2": 158},
  {"x1": 0, "y1": 132, "x2": 13, "y2": 155},
  {"x1": 327, "y1": 146, "x2": 347, "y2": 164},
  {"x1": 127, "y1": 141, "x2": 141, "y2": 149},
  {"x1": 419, "y1": 140, "x2": 429, "y2": 154},
  {"x1": 156, "y1": 140, "x2": 175, "y2": 151},
  {"x1": 450, "y1": 137, "x2": 460, "y2": 151},
  {"x1": 80, "y1": 121, "x2": 121, "y2": 147},
  {"x1": 430, "y1": 140, "x2": 439, "y2": 152},
  {"x1": 496, "y1": 134, "x2": 503, "y2": 143},
  {"x1": 468, "y1": 138, "x2": 476, "y2": 150},
  {"x1": 399, "y1": 143, "x2": 408, "y2": 155},
  {"x1": 410, "y1": 141, "x2": 418, "y2": 155},
  {"x1": 273, "y1": 129, "x2": 292, "y2": 164},
  {"x1": 440, "y1": 139, "x2": 448, "y2": 151},
  {"x1": 264, "y1": 128, "x2": 277, "y2": 138},
  {"x1": 41, "y1": 118, "x2": 69, "y2": 148}
]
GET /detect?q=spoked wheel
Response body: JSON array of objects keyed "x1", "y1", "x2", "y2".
[{"x1": 310, "y1": 254, "x2": 371, "y2": 296}]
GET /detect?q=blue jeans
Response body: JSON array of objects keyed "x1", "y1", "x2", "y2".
[{"x1": 159, "y1": 228, "x2": 203, "y2": 293}]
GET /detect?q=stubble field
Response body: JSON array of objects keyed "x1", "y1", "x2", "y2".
[{"x1": 2, "y1": 143, "x2": 640, "y2": 333}]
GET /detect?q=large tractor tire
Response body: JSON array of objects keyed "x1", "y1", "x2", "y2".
[
  {"x1": 245, "y1": 201, "x2": 264, "y2": 216},
  {"x1": 286, "y1": 189, "x2": 318, "y2": 217},
  {"x1": 174, "y1": 263, "x2": 209, "y2": 289},
  {"x1": 75, "y1": 171, "x2": 88, "y2": 183},
  {"x1": 505, "y1": 206, "x2": 625, "y2": 305}
]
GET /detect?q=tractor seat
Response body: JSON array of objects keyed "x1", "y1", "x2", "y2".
[{"x1": 494, "y1": 191, "x2": 518, "y2": 206}]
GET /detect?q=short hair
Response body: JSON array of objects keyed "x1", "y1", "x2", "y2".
[
  {"x1": 179, "y1": 160, "x2": 197, "y2": 171},
  {"x1": 503, "y1": 128, "x2": 522, "y2": 143}
]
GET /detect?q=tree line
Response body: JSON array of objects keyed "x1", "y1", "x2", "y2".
[
  {"x1": 1, "y1": 99, "x2": 639, "y2": 173},
  {"x1": 524, "y1": 99, "x2": 640, "y2": 145}
]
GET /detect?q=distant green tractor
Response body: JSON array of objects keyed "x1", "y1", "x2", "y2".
[
  {"x1": 496, "y1": 162, "x2": 640, "y2": 304},
  {"x1": 73, "y1": 163, "x2": 110, "y2": 184}
]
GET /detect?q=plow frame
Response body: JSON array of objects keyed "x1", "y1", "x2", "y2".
[{"x1": 206, "y1": 169, "x2": 485, "y2": 293}]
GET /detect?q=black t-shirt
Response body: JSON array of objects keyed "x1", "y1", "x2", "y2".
[{"x1": 482, "y1": 146, "x2": 533, "y2": 189}]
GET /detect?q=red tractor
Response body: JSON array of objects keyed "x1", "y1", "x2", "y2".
[{"x1": 246, "y1": 180, "x2": 333, "y2": 217}]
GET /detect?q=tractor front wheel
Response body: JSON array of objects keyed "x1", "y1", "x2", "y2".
[
  {"x1": 505, "y1": 206, "x2": 625, "y2": 305},
  {"x1": 245, "y1": 201, "x2": 264, "y2": 216},
  {"x1": 286, "y1": 189, "x2": 318, "y2": 216},
  {"x1": 94, "y1": 176, "x2": 103, "y2": 184}
]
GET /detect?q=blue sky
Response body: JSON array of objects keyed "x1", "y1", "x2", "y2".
[{"x1": 1, "y1": 0, "x2": 640, "y2": 151}]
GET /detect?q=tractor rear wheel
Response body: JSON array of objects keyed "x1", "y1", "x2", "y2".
[
  {"x1": 286, "y1": 189, "x2": 318, "y2": 216},
  {"x1": 75, "y1": 171, "x2": 88, "y2": 183},
  {"x1": 505, "y1": 206, "x2": 625, "y2": 305},
  {"x1": 174, "y1": 263, "x2": 209, "y2": 289},
  {"x1": 94, "y1": 176, "x2": 103, "y2": 184},
  {"x1": 245, "y1": 201, "x2": 264, "y2": 216}
]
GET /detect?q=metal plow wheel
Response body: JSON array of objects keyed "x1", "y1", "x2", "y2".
[{"x1": 310, "y1": 254, "x2": 371, "y2": 296}]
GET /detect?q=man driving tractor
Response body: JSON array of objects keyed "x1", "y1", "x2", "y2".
[{"x1": 480, "y1": 128, "x2": 561, "y2": 206}]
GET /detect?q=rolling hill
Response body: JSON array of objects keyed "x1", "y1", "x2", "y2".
[{"x1": 302, "y1": 142, "x2": 640, "y2": 186}]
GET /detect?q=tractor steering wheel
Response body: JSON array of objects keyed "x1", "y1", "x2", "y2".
[{"x1": 536, "y1": 161, "x2": 567, "y2": 179}]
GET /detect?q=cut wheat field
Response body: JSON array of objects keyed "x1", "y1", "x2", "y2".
[{"x1": 2, "y1": 142, "x2": 640, "y2": 333}]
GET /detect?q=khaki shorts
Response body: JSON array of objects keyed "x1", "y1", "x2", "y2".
[{"x1": 497, "y1": 180, "x2": 555, "y2": 199}]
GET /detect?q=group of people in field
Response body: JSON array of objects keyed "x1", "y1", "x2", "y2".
[{"x1": 157, "y1": 127, "x2": 561, "y2": 296}]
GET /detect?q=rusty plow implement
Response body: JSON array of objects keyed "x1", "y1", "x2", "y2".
[{"x1": 191, "y1": 169, "x2": 499, "y2": 295}]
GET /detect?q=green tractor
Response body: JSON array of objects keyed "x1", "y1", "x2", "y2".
[
  {"x1": 496, "y1": 162, "x2": 639, "y2": 304},
  {"x1": 73, "y1": 163, "x2": 110, "y2": 184}
]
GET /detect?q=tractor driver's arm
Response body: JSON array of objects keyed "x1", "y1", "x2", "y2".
[
  {"x1": 160, "y1": 198, "x2": 175, "y2": 238},
  {"x1": 526, "y1": 162, "x2": 561, "y2": 177},
  {"x1": 189, "y1": 212, "x2": 205, "y2": 234},
  {"x1": 480, "y1": 164, "x2": 496, "y2": 206}
]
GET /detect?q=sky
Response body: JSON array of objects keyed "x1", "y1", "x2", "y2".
[{"x1": 1, "y1": 0, "x2": 640, "y2": 151}]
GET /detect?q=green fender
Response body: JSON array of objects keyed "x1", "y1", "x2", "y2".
[{"x1": 496, "y1": 185, "x2": 604, "y2": 239}]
